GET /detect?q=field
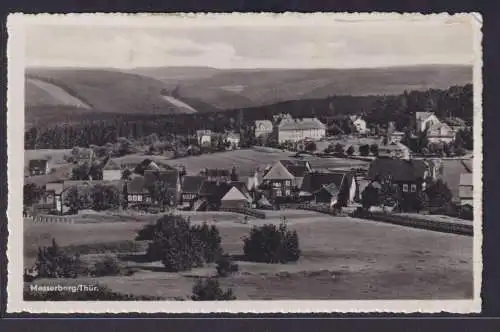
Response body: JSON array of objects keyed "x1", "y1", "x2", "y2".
[
  {"x1": 25, "y1": 209, "x2": 473, "y2": 300},
  {"x1": 25, "y1": 65, "x2": 472, "y2": 124}
]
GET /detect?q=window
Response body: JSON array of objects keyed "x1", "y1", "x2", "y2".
[
  {"x1": 285, "y1": 190, "x2": 291, "y2": 196},
  {"x1": 273, "y1": 182, "x2": 281, "y2": 188},
  {"x1": 411, "y1": 184, "x2": 417, "y2": 192},
  {"x1": 275, "y1": 189, "x2": 282, "y2": 197},
  {"x1": 402, "y1": 184, "x2": 409, "y2": 192},
  {"x1": 285, "y1": 180, "x2": 291, "y2": 186}
]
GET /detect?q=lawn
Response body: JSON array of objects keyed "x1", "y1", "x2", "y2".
[{"x1": 25, "y1": 209, "x2": 473, "y2": 300}]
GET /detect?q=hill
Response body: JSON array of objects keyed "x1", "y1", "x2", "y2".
[{"x1": 25, "y1": 65, "x2": 472, "y2": 125}]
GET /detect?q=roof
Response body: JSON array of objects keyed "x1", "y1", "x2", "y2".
[
  {"x1": 229, "y1": 181, "x2": 251, "y2": 198},
  {"x1": 427, "y1": 122, "x2": 454, "y2": 135},
  {"x1": 206, "y1": 169, "x2": 230, "y2": 177},
  {"x1": 181, "y1": 175, "x2": 206, "y2": 193},
  {"x1": 255, "y1": 120, "x2": 273, "y2": 128},
  {"x1": 127, "y1": 176, "x2": 147, "y2": 193},
  {"x1": 320, "y1": 183, "x2": 341, "y2": 197},
  {"x1": 198, "y1": 180, "x2": 231, "y2": 199},
  {"x1": 278, "y1": 117, "x2": 326, "y2": 131},
  {"x1": 300, "y1": 172, "x2": 345, "y2": 193},
  {"x1": 103, "y1": 158, "x2": 121, "y2": 170},
  {"x1": 221, "y1": 186, "x2": 252, "y2": 202},
  {"x1": 443, "y1": 117, "x2": 466, "y2": 126},
  {"x1": 28, "y1": 159, "x2": 48, "y2": 170},
  {"x1": 415, "y1": 112, "x2": 435, "y2": 121},
  {"x1": 143, "y1": 170, "x2": 179, "y2": 189},
  {"x1": 368, "y1": 159, "x2": 428, "y2": 182},
  {"x1": 45, "y1": 182, "x2": 64, "y2": 194},
  {"x1": 63, "y1": 180, "x2": 124, "y2": 191},
  {"x1": 460, "y1": 173, "x2": 473, "y2": 187},
  {"x1": 279, "y1": 160, "x2": 310, "y2": 178}
]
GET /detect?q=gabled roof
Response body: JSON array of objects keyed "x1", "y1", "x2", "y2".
[
  {"x1": 103, "y1": 158, "x2": 121, "y2": 170},
  {"x1": 415, "y1": 112, "x2": 435, "y2": 121},
  {"x1": 181, "y1": 175, "x2": 206, "y2": 193},
  {"x1": 198, "y1": 180, "x2": 231, "y2": 199},
  {"x1": 28, "y1": 159, "x2": 48, "y2": 170},
  {"x1": 300, "y1": 172, "x2": 345, "y2": 194},
  {"x1": 229, "y1": 181, "x2": 251, "y2": 199},
  {"x1": 368, "y1": 159, "x2": 428, "y2": 182},
  {"x1": 221, "y1": 186, "x2": 252, "y2": 202},
  {"x1": 206, "y1": 169, "x2": 230, "y2": 177},
  {"x1": 127, "y1": 176, "x2": 147, "y2": 193},
  {"x1": 427, "y1": 122, "x2": 454, "y2": 135},
  {"x1": 143, "y1": 170, "x2": 179, "y2": 189},
  {"x1": 279, "y1": 160, "x2": 310, "y2": 178},
  {"x1": 63, "y1": 180, "x2": 124, "y2": 191},
  {"x1": 255, "y1": 120, "x2": 273, "y2": 129},
  {"x1": 278, "y1": 117, "x2": 326, "y2": 131}
]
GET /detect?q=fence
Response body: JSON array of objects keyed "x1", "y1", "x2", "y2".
[
  {"x1": 219, "y1": 207, "x2": 266, "y2": 219},
  {"x1": 350, "y1": 210, "x2": 472, "y2": 236},
  {"x1": 29, "y1": 214, "x2": 74, "y2": 224}
]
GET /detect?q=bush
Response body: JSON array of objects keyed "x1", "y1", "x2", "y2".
[
  {"x1": 359, "y1": 144, "x2": 370, "y2": 156},
  {"x1": 346, "y1": 146, "x2": 355, "y2": 156},
  {"x1": 370, "y1": 144, "x2": 379, "y2": 156},
  {"x1": 91, "y1": 256, "x2": 122, "y2": 277},
  {"x1": 141, "y1": 214, "x2": 223, "y2": 271},
  {"x1": 35, "y1": 239, "x2": 88, "y2": 278},
  {"x1": 216, "y1": 254, "x2": 239, "y2": 277},
  {"x1": 191, "y1": 278, "x2": 236, "y2": 301},
  {"x1": 243, "y1": 223, "x2": 301, "y2": 263}
]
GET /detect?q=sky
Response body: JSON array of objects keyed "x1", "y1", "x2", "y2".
[{"x1": 24, "y1": 14, "x2": 477, "y2": 69}]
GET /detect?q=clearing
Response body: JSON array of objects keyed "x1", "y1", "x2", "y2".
[{"x1": 26, "y1": 209, "x2": 473, "y2": 300}]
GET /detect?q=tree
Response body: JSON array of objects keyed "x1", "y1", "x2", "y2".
[
  {"x1": 230, "y1": 167, "x2": 239, "y2": 182},
  {"x1": 70, "y1": 162, "x2": 91, "y2": 180},
  {"x1": 147, "y1": 179, "x2": 173, "y2": 211},
  {"x1": 304, "y1": 141, "x2": 317, "y2": 152},
  {"x1": 64, "y1": 186, "x2": 92, "y2": 213},
  {"x1": 359, "y1": 144, "x2": 370, "y2": 156},
  {"x1": 23, "y1": 183, "x2": 44, "y2": 206},
  {"x1": 116, "y1": 137, "x2": 133, "y2": 156},
  {"x1": 121, "y1": 168, "x2": 132, "y2": 180},
  {"x1": 370, "y1": 144, "x2": 379, "y2": 156},
  {"x1": 35, "y1": 239, "x2": 87, "y2": 278},
  {"x1": 346, "y1": 146, "x2": 355, "y2": 156},
  {"x1": 191, "y1": 278, "x2": 236, "y2": 301},
  {"x1": 361, "y1": 183, "x2": 380, "y2": 210},
  {"x1": 426, "y1": 179, "x2": 452, "y2": 207},
  {"x1": 90, "y1": 184, "x2": 121, "y2": 211},
  {"x1": 334, "y1": 143, "x2": 345, "y2": 155},
  {"x1": 216, "y1": 254, "x2": 239, "y2": 277}
]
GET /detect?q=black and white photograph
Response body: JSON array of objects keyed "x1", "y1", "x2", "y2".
[{"x1": 7, "y1": 13, "x2": 482, "y2": 313}]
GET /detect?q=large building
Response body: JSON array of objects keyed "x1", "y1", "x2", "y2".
[
  {"x1": 427, "y1": 122, "x2": 456, "y2": 144},
  {"x1": 415, "y1": 112, "x2": 441, "y2": 133},
  {"x1": 254, "y1": 120, "x2": 274, "y2": 138},
  {"x1": 277, "y1": 116, "x2": 326, "y2": 143}
]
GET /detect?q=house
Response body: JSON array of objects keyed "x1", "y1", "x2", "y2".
[
  {"x1": 102, "y1": 158, "x2": 122, "y2": 181},
  {"x1": 220, "y1": 181, "x2": 253, "y2": 209},
  {"x1": 389, "y1": 131, "x2": 405, "y2": 143},
  {"x1": 261, "y1": 160, "x2": 311, "y2": 200},
  {"x1": 28, "y1": 159, "x2": 51, "y2": 176},
  {"x1": 45, "y1": 182, "x2": 64, "y2": 212},
  {"x1": 459, "y1": 173, "x2": 473, "y2": 207},
  {"x1": 254, "y1": 120, "x2": 274, "y2": 138},
  {"x1": 441, "y1": 159, "x2": 472, "y2": 203},
  {"x1": 126, "y1": 176, "x2": 150, "y2": 206},
  {"x1": 368, "y1": 158, "x2": 429, "y2": 212},
  {"x1": 378, "y1": 141, "x2": 411, "y2": 159},
  {"x1": 226, "y1": 132, "x2": 241, "y2": 150},
  {"x1": 415, "y1": 112, "x2": 441, "y2": 132},
  {"x1": 299, "y1": 171, "x2": 358, "y2": 207},
  {"x1": 277, "y1": 116, "x2": 326, "y2": 143},
  {"x1": 197, "y1": 180, "x2": 232, "y2": 210},
  {"x1": 180, "y1": 175, "x2": 206, "y2": 208},
  {"x1": 197, "y1": 129, "x2": 213, "y2": 147},
  {"x1": 202, "y1": 168, "x2": 231, "y2": 182},
  {"x1": 349, "y1": 116, "x2": 368, "y2": 134},
  {"x1": 426, "y1": 122, "x2": 455, "y2": 144},
  {"x1": 143, "y1": 170, "x2": 181, "y2": 206}
]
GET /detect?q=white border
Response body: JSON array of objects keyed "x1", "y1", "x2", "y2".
[{"x1": 6, "y1": 12, "x2": 483, "y2": 313}]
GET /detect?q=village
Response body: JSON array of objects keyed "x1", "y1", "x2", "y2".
[{"x1": 24, "y1": 109, "x2": 474, "y2": 224}]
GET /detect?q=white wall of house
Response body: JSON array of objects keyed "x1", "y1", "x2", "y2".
[
  {"x1": 278, "y1": 128, "x2": 326, "y2": 143},
  {"x1": 103, "y1": 170, "x2": 122, "y2": 181},
  {"x1": 353, "y1": 118, "x2": 367, "y2": 134},
  {"x1": 417, "y1": 114, "x2": 440, "y2": 132}
]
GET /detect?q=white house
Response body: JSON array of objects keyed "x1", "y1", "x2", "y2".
[
  {"x1": 415, "y1": 112, "x2": 441, "y2": 132},
  {"x1": 226, "y1": 132, "x2": 240, "y2": 149},
  {"x1": 197, "y1": 129, "x2": 213, "y2": 147},
  {"x1": 277, "y1": 116, "x2": 326, "y2": 143},
  {"x1": 427, "y1": 122, "x2": 456, "y2": 144},
  {"x1": 254, "y1": 120, "x2": 274, "y2": 138},
  {"x1": 349, "y1": 115, "x2": 368, "y2": 134}
]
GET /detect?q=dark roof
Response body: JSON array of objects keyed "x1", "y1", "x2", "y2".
[
  {"x1": 300, "y1": 172, "x2": 345, "y2": 193},
  {"x1": 368, "y1": 159, "x2": 428, "y2": 182},
  {"x1": 28, "y1": 159, "x2": 48, "y2": 170},
  {"x1": 143, "y1": 170, "x2": 179, "y2": 189},
  {"x1": 181, "y1": 175, "x2": 207, "y2": 193},
  {"x1": 198, "y1": 180, "x2": 231, "y2": 199},
  {"x1": 126, "y1": 176, "x2": 147, "y2": 193},
  {"x1": 280, "y1": 160, "x2": 309, "y2": 177},
  {"x1": 206, "y1": 169, "x2": 230, "y2": 177}
]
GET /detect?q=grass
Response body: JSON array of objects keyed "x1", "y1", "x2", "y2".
[{"x1": 24, "y1": 209, "x2": 473, "y2": 300}]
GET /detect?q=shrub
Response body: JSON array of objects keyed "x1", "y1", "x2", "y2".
[
  {"x1": 141, "y1": 214, "x2": 223, "y2": 271},
  {"x1": 216, "y1": 254, "x2": 239, "y2": 277},
  {"x1": 191, "y1": 278, "x2": 236, "y2": 301},
  {"x1": 359, "y1": 144, "x2": 370, "y2": 156},
  {"x1": 346, "y1": 146, "x2": 355, "y2": 156},
  {"x1": 243, "y1": 223, "x2": 301, "y2": 264},
  {"x1": 370, "y1": 144, "x2": 379, "y2": 156},
  {"x1": 35, "y1": 239, "x2": 88, "y2": 278},
  {"x1": 92, "y1": 256, "x2": 122, "y2": 277},
  {"x1": 334, "y1": 143, "x2": 345, "y2": 155}
]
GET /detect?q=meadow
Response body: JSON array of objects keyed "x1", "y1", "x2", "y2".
[{"x1": 25, "y1": 209, "x2": 473, "y2": 300}]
